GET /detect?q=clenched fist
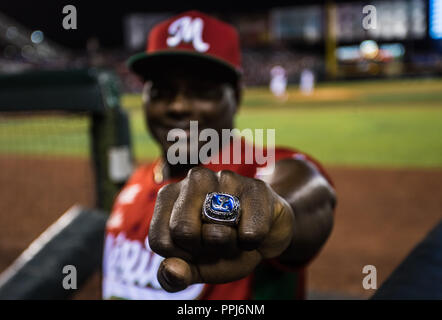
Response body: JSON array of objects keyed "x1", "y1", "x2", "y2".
[{"x1": 148, "y1": 166, "x2": 295, "y2": 292}]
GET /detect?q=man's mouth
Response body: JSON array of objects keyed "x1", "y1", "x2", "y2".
[
  {"x1": 156, "y1": 120, "x2": 216, "y2": 144},
  {"x1": 159, "y1": 125, "x2": 191, "y2": 139}
]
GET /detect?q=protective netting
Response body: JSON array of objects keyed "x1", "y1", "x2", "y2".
[{"x1": 0, "y1": 111, "x2": 95, "y2": 273}]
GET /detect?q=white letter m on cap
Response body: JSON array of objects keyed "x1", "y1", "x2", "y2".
[{"x1": 167, "y1": 16, "x2": 210, "y2": 52}]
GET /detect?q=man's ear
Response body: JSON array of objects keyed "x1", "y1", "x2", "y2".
[
  {"x1": 142, "y1": 81, "x2": 152, "y2": 104},
  {"x1": 234, "y1": 80, "x2": 244, "y2": 111}
]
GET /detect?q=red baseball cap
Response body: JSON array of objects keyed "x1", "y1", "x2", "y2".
[{"x1": 127, "y1": 10, "x2": 242, "y2": 82}]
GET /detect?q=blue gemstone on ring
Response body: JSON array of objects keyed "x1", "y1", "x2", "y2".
[
  {"x1": 203, "y1": 192, "x2": 240, "y2": 224},
  {"x1": 211, "y1": 194, "x2": 235, "y2": 212}
]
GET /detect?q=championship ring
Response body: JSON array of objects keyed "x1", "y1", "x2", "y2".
[{"x1": 202, "y1": 192, "x2": 241, "y2": 226}]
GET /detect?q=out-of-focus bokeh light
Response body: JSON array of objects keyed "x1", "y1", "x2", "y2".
[
  {"x1": 21, "y1": 45, "x2": 36, "y2": 60},
  {"x1": 380, "y1": 43, "x2": 405, "y2": 59},
  {"x1": 360, "y1": 40, "x2": 379, "y2": 60},
  {"x1": 31, "y1": 30, "x2": 44, "y2": 44},
  {"x1": 3, "y1": 45, "x2": 18, "y2": 59},
  {"x1": 6, "y1": 26, "x2": 18, "y2": 40},
  {"x1": 336, "y1": 46, "x2": 360, "y2": 61}
]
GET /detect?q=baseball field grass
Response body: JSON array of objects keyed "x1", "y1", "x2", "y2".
[{"x1": 122, "y1": 77, "x2": 442, "y2": 168}]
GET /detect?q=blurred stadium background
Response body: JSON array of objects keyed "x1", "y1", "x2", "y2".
[{"x1": 0, "y1": 0, "x2": 441, "y2": 299}]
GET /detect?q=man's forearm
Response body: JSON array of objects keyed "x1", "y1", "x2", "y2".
[
  {"x1": 265, "y1": 158, "x2": 336, "y2": 267},
  {"x1": 277, "y1": 187, "x2": 335, "y2": 267}
]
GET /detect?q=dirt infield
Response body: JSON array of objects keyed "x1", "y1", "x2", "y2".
[
  {"x1": 308, "y1": 167, "x2": 442, "y2": 298},
  {"x1": 0, "y1": 157, "x2": 441, "y2": 299}
]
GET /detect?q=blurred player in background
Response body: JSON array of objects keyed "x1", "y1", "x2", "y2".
[
  {"x1": 300, "y1": 68, "x2": 315, "y2": 96},
  {"x1": 269, "y1": 65, "x2": 288, "y2": 100},
  {"x1": 103, "y1": 10, "x2": 336, "y2": 300}
]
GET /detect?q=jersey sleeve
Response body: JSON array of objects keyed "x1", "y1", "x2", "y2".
[{"x1": 255, "y1": 147, "x2": 334, "y2": 187}]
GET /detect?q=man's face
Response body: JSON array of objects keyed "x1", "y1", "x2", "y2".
[{"x1": 142, "y1": 64, "x2": 238, "y2": 157}]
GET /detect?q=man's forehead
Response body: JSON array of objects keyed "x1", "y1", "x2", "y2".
[{"x1": 147, "y1": 78, "x2": 227, "y2": 94}]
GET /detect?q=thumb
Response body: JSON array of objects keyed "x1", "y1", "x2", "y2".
[{"x1": 157, "y1": 257, "x2": 201, "y2": 293}]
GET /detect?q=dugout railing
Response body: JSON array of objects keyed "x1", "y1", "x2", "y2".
[{"x1": 0, "y1": 69, "x2": 133, "y2": 299}]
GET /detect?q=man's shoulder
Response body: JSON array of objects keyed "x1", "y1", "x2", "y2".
[
  {"x1": 264, "y1": 145, "x2": 308, "y2": 163},
  {"x1": 273, "y1": 146, "x2": 334, "y2": 186},
  {"x1": 274, "y1": 146, "x2": 299, "y2": 159},
  {"x1": 273, "y1": 146, "x2": 322, "y2": 166}
]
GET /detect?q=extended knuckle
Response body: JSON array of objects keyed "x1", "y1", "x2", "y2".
[
  {"x1": 251, "y1": 178, "x2": 268, "y2": 191},
  {"x1": 203, "y1": 225, "x2": 233, "y2": 246},
  {"x1": 170, "y1": 221, "x2": 199, "y2": 242},
  {"x1": 184, "y1": 166, "x2": 217, "y2": 190},
  {"x1": 187, "y1": 166, "x2": 212, "y2": 181},
  {"x1": 239, "y1": 228, "x2": 266, "y2": 248},
  {"x1": 156, "y1": 182, "x2": 177, "y2": 199},
  {"x1": 205, "y1": 231, "x2": 228, "y2": 245},
  {"x1": 217, "y1": 170, "x2": 238, "y2": 184},
  {"x1": 148, "y1": 234, "x2": 174, "y2": 256},
  {"x1": 247, "y1": 179, "x2": 272, "y2": 202}
]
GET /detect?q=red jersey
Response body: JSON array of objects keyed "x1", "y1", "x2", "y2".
[{"x1": 102, "y1": 142, "x2": 332, "y2": 300}]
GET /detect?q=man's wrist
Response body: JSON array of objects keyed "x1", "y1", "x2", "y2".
[{"x1": 264, "y1": 256, "x2": 305, "y2": 272}]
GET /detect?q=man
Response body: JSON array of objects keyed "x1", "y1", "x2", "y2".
[{"x1": 103, "y1": 10, "x2": 336, "y2": 300}]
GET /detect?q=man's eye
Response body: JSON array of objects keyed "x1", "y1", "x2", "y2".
[
  {"x1": 150, "y1": 87, "x2": 173, "y2": 100},
  {"x1": 150, "y1": 88, "x2": 159, "y2": 98}
]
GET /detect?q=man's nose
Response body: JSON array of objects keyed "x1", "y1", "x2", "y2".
[{"x1": 167, "y1": 91, "x2": 192, "y2": 120}]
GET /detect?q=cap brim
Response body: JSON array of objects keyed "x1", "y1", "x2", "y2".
[{"x1": 127, "y1": 50, "x2": 241, "y2": 83}]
